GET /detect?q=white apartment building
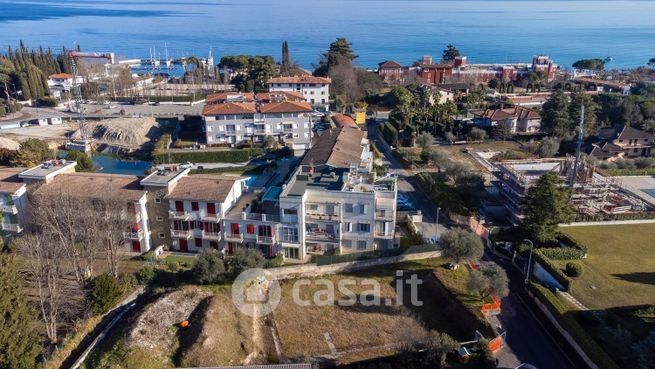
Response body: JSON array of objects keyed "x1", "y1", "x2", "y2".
[
  {"x1": 266, "y1": 76, "x2": 331, "y2": 111},
  {"x1": 0, "y1": 167, "x2": 29, "y2": 235},
  {"x1": 278, "y1": 165, "x2": 397, "y2": 260},
  {"x1": 47, "y1": 73, "x2": 82, "y2": 99},
  {"x1": 277, "y1": 126, "x2": 397, "y2": 260},
  {"x1": 202, "y1": 92, "x2": 314, "y2": 154}
]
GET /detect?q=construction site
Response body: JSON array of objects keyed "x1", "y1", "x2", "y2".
[{"x1": 492, "y1": 156, "x2": 654, "y2": 223}]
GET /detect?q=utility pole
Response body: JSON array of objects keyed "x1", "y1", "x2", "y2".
[{"x1": 570, "y1": 104, "x2": 585, "y2": 187}]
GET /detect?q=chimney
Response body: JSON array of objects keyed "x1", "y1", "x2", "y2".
[{"x1": 454, "y1": 56, "x2": 467, "y2": 67}]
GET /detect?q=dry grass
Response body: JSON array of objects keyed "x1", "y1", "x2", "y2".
[
  {"x1": 178, "y1": 288, "x2": 254, "y2": 367},
  {"x1": 273, "y1": 273, "x2": 428, "y2": 359},
  {"x1": 434, "y1": 141, "x2": 527, "y2": 172}
]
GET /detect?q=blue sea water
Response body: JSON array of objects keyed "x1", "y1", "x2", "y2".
[{"x1": 0, "y1": 0, "x2": 654, "y2": 69}]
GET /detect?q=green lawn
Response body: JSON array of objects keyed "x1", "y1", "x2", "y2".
[{"x1": 561, "y1": 224, "x2": 655, "y2": 309}]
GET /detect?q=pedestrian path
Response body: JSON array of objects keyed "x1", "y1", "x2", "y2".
[{"x1": 558, "y1": 291, "x2": 588, "y2": 311}]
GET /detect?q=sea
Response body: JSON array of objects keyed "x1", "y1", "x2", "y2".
[{"x1": 1, "y1": 0, "x2": 655, "y2": 70}]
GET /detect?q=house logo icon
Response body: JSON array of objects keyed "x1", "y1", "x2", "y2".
[{"x1": 232, "y1": 268, "x2": 281, "y2": 317}]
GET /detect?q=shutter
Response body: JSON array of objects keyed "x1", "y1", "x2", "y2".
[{"x1": 207, "y1": 203, "x2": 216, "y2": 215}]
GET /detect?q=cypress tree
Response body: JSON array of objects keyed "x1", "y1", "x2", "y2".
[{"x1": 0, "y1": 252, "x2": 40, "y2": 369}]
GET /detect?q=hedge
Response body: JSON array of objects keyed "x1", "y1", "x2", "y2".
[
  {"x1": 380, "y1": 122, "x2": 398, "y2": 147},
  {"x1": 557, "y1": 233, "x2": 588, "y2": 255},
  {"x1": 539, "y1": 247, "x2": 585, "y2": 260},
  {"x1": 533, "y1": 250, "x2": 573, "y2": 291},
  {"x1": 574, "y1": 211, "x2": 655, "y2": 222},
  {"x1": 529, "y1": 282, "x2": 620, "y2": 369},
  {"x1": 153, "y1": 148, "x2": 263, "y2": 164}
]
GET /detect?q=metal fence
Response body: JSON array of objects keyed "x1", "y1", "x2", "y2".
[{"x1": 315, "y1": 244, "x2": 439, "y2": 266}]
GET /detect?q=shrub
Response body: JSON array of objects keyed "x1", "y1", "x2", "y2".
[
  {"x1": 265, "y1": 252, "x2": 284, "y2": 268},
  {"x1": 36, "y1": 96, "x2": 58, "y2": 107},
  {"x1": 192, "y1": 250, "x2": 226, "y2": 284},
  {"x1": 227, "y1": 247, "x2": 265, "y2": 277},
  {"x1": 515, "y1": 242, "x2": 532, "y2": 255},
  {"x1": 136, "y1": 266, "x2": 156, "y2": 285},
  {"x1": 119, "y1": 272, "x2": 138, "y2": 293},
  {"x1": 381, "y1": 122, "x2": 398, "y2": 146},
  {"x1": 533, "y1": 250, "x2": 573, "y2": 291},
  {"x1": 87, "y1": 274, "x2": 123, "y2": 315},
  {"x1": 565, "y1": 262, "x2": 584, "y2": 278}
]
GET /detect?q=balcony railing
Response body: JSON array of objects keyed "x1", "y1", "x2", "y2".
[
  {"x1": 169, "y1": 210, "x2": 191, "y2": 221},
  {"x1": 123, "y1": 230, "x2": 144, "y2": 240},
  {"x1": 375, "y1": 232, "x2": 393, "y2": 238},
  {"x1": 171, "y1": 229, "x2": 192, "y2": 239},
  {"x1": 1, "y1": 223, "x2": 23, "y2": 233},
  {"x1": 0, "y1": 204, "x2": 18, "y2": 214},
  {"x1": 224, "y1": 233, "x2": 244, "y2": 242},
  {"x1": 305, "y1": 230, "x2": 338, "y2": 241},
  {"x1": 306, "y1": 213, "x2": 339, "y2": 222},
  {"x1": 202, "y1": 231, "x2": 222, "y2": 241},
  {"x1": 225, "y1": 130, "x2": 237, "y2": 136},
  {"x1": 375, "y1": 210, "x2": 393, "y2": 220},
  {"x1": 257, "y1": 235, "x2": 274, "y2": 244},
  {"x1": 201, "y1": 213, "x2": 220, "y2": 222}
]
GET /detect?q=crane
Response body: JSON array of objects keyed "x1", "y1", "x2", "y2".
[{"x1": 68, "y1": 50, "x2": 115, "y2": 140}]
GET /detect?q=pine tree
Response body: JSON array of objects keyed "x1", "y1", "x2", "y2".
[
  {"x1": 281, "y1": 40, "x2": 290, "y2": 75},
  {"x1": 521, "y1": 172, "x2": 575, "y2": 242},
  {"x1": 541, "y1": 90, "x2": 571, "y2": 138},
  {"x1": 0, "y1": 252, "x2": 40, "y2": 369}
]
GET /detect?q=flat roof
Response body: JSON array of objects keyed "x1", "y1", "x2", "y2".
[
  {"x1": 19, "y1": 160, "x2": 77, "y2": 180},
  {"x1": 33, "y1": 172, "x2": 146, "y2": 201},
  {"x1": 0, "y1": 166, "x2": 27, "y2": 194},
  {"x1": 616, "y1": 176, "x2": 655, "y2": 207},
  {"x1": 140, "y1": 166, "x2": 190, "y2": 187},
  {"x1": 285, "y1": 166, "x2": 346, "y2": 197},
  {"x1": 165, "y1": 174, "x2": 243, "y2": 202}
]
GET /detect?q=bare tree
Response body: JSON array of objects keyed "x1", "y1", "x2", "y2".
[
  {"x1": 30, "y1": 193, "x2": 98, "y2": 282},
  {"x1": 15, "y1": 232, "x2": 67, "y2": 344},
  {"x1": 95, "y1": 198, "x2": 133, "y2": 278}
]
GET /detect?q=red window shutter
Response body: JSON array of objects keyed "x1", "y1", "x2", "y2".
[
  {"x1": 203, "y1": 222, "x2": 210, "y2": 232},
  {"x1": 248, "y1": 224, "x2": 255, "y2": 234},
  {"x1": 173, "y1": 221, "x2": 179, "y2": 231},
  {"x1": 195, "y1": 238, "x2": 202, "y2": 247},
  {"x1": 258, "y1": 225, "x2": 264, "y2": 236},
  {"x1": 133, "y1": 223, "x2": 139, "y2": 232},
  {"x1": 175, "y1": 201, "x2": 184, "y2": 212},
  {"x1": 210, "y1": 241, "x2": 218, "y2": 249},
  {"x1": 207, "y1": 203, "x2": 216, "y2": 215},
  {"x1": 191, "y1": 202, "x2": 199, "y2": 211},
  {"x1": 232, "y1": 223, "x2": 239, "y2": 234}
]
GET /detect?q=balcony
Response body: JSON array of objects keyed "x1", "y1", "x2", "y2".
[
  {"x1": 254, "y1": 129, "x2": 268, "y2": 135},
  {"x1": 171, "y1": 229, "x2": 192, "y2": 239},
  {"x1": 169, "y1": 210, "x2": 191, "y2": 221},
  {"x1": 257, "y1": 235, "x2": 274, "y2": 244},
  {"x1": 201, "y1": 213, "x2": 220, "y2": 222},
  {"x1": 123, "y1": 230, "x2": 144, "y2": 240},
  {"x1": 1, "y1": 223, "x2": 23, "y2": 233},
  {"x1": 375, "y1": 232, "x2": 393, "y2": 239},
  {"x1": 375, "y1": 210, "x2": 393, "y2": 220},
  {"x1": 202, "y1": 231, "x2": 222, "y2": 241},
  {"x1": 225, "y1": 130, "x2": 237, "y2": 136},
  {"x1": 224, "y1": 233, "x2": 244, "y2": 242},
  {"x1": 306, "y1": 213, "x2": 339, "y2": 222},
  {"x1": 305, "y1": 230, "x2": 338, "y2": 242},
  {"x1": 0, "y1": 204, "x2": 18, "y2": 214}
]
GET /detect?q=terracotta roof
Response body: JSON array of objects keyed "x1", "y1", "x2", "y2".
[
  {"x1": 616, "y1": 126, "x2": 654, "y2": 141},
  {"x1": 48, "y1": 73, "x2": 73, "y2": 80},
  {"x1": 301, "y1": 126, "x2": 364, "y2": 168},
  {"x1": 260, "y1": 101, "x2": 312, "y2": 114},
  {"x1": 331, "y1": 114, "x2": 358, "y2": 128},
  {"x1": 205, "y1": 92, "x2": 255, "y2": 104},
  {"x1": 255, "y1": 91, "x2": 305, "y2": 102},
  {"x1": 0, "y1": 166, "x2": 27, "y2": 194},
  {"x1": 267, "y1": 76, "x2": 331, "y2": 85},
  {"x1": 34, "y1": 173, "x2": 146, "y2": 201},
  {"x1": 473, "y1": 108, "x2": 540, "y2": 121},
  {"x1": 165, "y1": 175, "x2": 241, "y2": 202},
  {"x1": 202, "y1": 102, "x2": 258, "y2": 116},
  {"x1": 378, "y1": 60, "x2": 403, "y2": 69}
]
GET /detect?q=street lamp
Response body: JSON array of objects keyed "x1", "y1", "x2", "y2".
[{"x1": 522, "y1": 239, "x2": 534, "y2": 289}]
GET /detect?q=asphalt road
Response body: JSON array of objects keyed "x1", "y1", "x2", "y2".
[{"x1": 486, "y1": 253, "x2": 581, "y2": 369}]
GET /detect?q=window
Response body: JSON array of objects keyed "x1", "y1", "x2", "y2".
[
  {"x1": 359, "y1": 204, "x2": 367, "y2": 214},
  {"x1": 345, "y1": 203, "x2": 353, "y2": 213},
  {"x1": 358, "y1": 223, "x2": 371, "y2": 233},
  {"x1": 158, "y1": 232, "x2": 165, "y2": 239},
  {"x1": 283, "y1": 208, "x2": 297, "y2": 215},
  {"x1": 357, "y1": 241, "x2": 367, "y2": 250},
  {"x1": 326, "y1": 204, "x2": 335, "y2": 215},
  {"x1": 343, "y1": 239, "x2": 352, "y2": 248},
  {"x1": 154, "y1": 197, "x2": 161, "y2": 204},
  {"x1": 207, "y1": 203, "x2": 216, "y2": 215},
  {"x1": 195, "y1": 238, "x2": 202, "y2": 247},
  {"x1": 191, "y1": 202, "x2": 199, "y2": 211},
  {"x1": 281, "y1": 227, "x2": 298, "y2": 242},
  {"x1": 156, "y1": 216, "x2": 164, "y2": 222},
  {"x1": 231, "y1": 223, "x2": 240, "y2": 235},
  {"x1": 309, "y1": 204, "x2": 318, "y2": 211}
]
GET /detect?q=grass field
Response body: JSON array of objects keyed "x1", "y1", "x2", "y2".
[{"x1": 561, "y1": 224, "x2": 655, "y2": 309}]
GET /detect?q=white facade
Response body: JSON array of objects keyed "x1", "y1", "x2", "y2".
[{"x1": 267, "y1": 77, "x2": 331, "y2": 111}]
